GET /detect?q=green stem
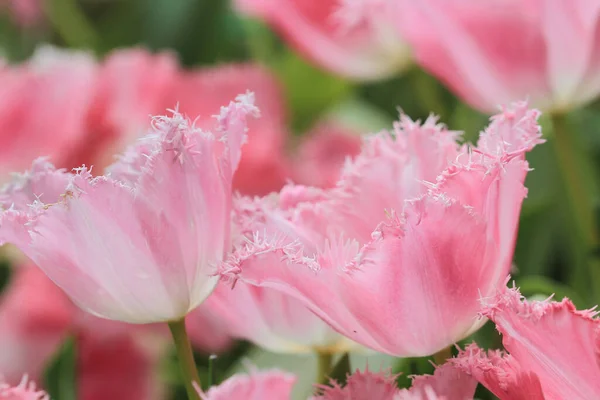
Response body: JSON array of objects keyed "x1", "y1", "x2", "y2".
[
  {"x1": 551, "y1": 113, "x2": 600, "y2": 301},
  {"x1": 432, "y1": 346, "x2": 452, "y2": 365},
  {"x1": 168, "y1": 320, "x2": 201, "y2": 400},
  {"x1": 44, "y1": 0, "x2": 99, "y2": 49},
  {"x1": 316, "y1": 352, "x2": 333, "y2": 385}
]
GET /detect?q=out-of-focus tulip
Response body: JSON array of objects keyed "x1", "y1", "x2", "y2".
[
  {"x1": 0, "y1": 46, "x2": 96, "y2": 181},
  {"x1": 292, "y1": 121, "x2": 362, "y2": 188},
  {"x1": 199, "y1": 370, "x2": 296, "y2": 400},
  {"x1": 385, "y1": 0, "x2": 600, "y2": 113},
  {"x1": 0, "y1": 94, "x2": 257, "y2": 323},
  {"x1": 167, "y1": 64, "x2": 290, "y2": 196},
  {"x1": 0, "y1": 265, "x2": 72, "y2": 385},
  {"x1": 454, "y1": 285, "x2": 600, "y2": 399},
  {"x1": 0, "y1": 376, "x2": 48, "y2": 400},
  {"x1": 312, "y1": 364, "x2": 476, "y2": 400},
  {"x1": 235, "y1": 0, "x2": 409, "y2": 80},
  {"x1": 0, "y1": 0, "x2": 42, "y2": 26},
  {"x1": 77, "y1": 332, "x2": 166, "y2": 400},
  {"x1": 221, "y1": 103, "x2": 543, "y2": 356}
]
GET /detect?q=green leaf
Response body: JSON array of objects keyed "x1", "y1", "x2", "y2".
[
  {"x1": 44, "y1": 337, "x2": 77, "y2": 400},
  {"x1": 326, "y1": 353, "x2": 351, "y2": 386}
]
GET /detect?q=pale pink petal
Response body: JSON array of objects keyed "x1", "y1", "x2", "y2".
[
  {"x1": 453, "y1": 344, "x2": 545, "y2": 400},
  {"x1": 221, "y1": 104, "x2": 541, "y2": 357},
  {"x1": 185, "y1": 305, "x2": 234, "y2": 354},
  {"x1": 0, "y1": 265, "x2": 73, "y2": 385},
  {"x1": 292, "y1": 121, "x2": 362, "y2": 188},
  {"x1": 0, "y1": 95, "x2": 257, "y2": 323},
  {"x1": 200, "y1": 370, "x2": 295, "y2": 400},
  {"x1": 0, "y1": 46, "x2": 97, "y2": 180},
  {"x1": 479, "y1": 286, "x2": 600, "y2": 399},
  {"x1": 393, "y1": 0, "x2": 600, "y2": 112},
  {"x1": 235, "y1": 0, "x2": 409, "y2": 80},
  {"x1": 0, "y1": 376, "x2": 49, "y2": 400},
  {"x1": 193, "y1": 280, "x2": 355, "y2": 354}
]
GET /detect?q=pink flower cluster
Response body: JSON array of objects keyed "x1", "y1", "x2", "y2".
[{"x1": 1, "y1": 1, "x2": 600, "y2": 396}]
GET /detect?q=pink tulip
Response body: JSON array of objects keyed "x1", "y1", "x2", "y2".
[
  {"x1": 77, "y1": 332, "x2": 166, "y2": 400},
  {"x1": 188, "y1": 193, "x2": 356, "y2": 354},
  {"x1": 166, "y1": 64, "x2": 290, "y2": 196},
  {"x1": 199, "y1": 370, "x2": 296, "y2": 400},
  {"x1": 0, "y1": 46, "x2": 97, "y2": 180},
  {"x1": 235, "y1": 0, "x2": 409, "y2": 80},
  {"x1": 385, "y1": 0, "x2": 600, "y2": 112},
  {"x1": 75, "y1": 49, "x2": 178, "y2": 170},
  {"x1": 0, "y1": 94, "x2": 257, "y2": 323},
  {"x1": 0, "y1": 0, "x2": 42, "y2": 26},
  {"x1": 221, "y1": 103, "x2": 543, "y2": 356},
  {"x1": 0, "y1": 265, "x2": 72, "y2": 385},
  {"x1": 0, "y1": 376, "x2": 48, "y2": 400},
  {"x1": 292, "y1": 121, "x2": 362, "y2": 188},
  {"x1": 312, "y1": 364, "x2": 476, "y2": 400},
  {"x1": 454, "y1": 285, "x2": 600, "y2": 399}
]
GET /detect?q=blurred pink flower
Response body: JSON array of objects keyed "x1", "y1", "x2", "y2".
[
  {"x1": 0, "y1": 376, "x2": 48, "y2": 400},
  {"x1": 0, "y1": 265, "x2": 73, "y2": 385},
  {"x1": 166, "y1": 64, "x2": 290, "y2": 196},
  {"x1": 221, "y1": 103, "x2": 543, "y2": 357},
  {"x1": 77, "y1": 332, "x2": 166, "y2": 400},
  {"x1": 312, "y1": 364, "x2": 476, "y2": 400},
  {"x1": 0, "y1": 46, "x2": 97, "y2": 181},
  {"x1": 0, "y1": 94, "x2": 257, "y2": 323},
  {"x1": 292, "y1": 121, "x2": 362, "y2": 188},
  {"x1": 454, "y1": 285, "x2": 600, "y2": 399},
  {"x1": 199, "y1": 370, "x2": 296, "y2": 400},
  {"x1": 387, "y1": 0, "x2": 600, "y2": 112},
  {"x1": 0, "y1": 0, "x2": 42, "y2": 26},
  {"x1": 235, "y1": 0, "x2": 409, "y2": 80}
]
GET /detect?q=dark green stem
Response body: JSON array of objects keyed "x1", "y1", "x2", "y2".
[
  {"x1": 316, "y1": 352, "x2": 333, "y2": 385},
  {"x1": 432, "y1": 346, "x2": 452, "y2": 365},
  {"x1": 168, "y1": 319, "x2": 201, "y2": 400}
]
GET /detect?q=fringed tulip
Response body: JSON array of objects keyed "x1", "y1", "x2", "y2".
[
  {"x1": 312, "y1": 364, "x2": 476, "y2": 399},
  {"x1": 189, "y1": 194, "x2": 357, "y2": 354},
  {"x1": 454, "y1": 285, "x2": 600, "y2": 399},
  {"x1": 0, "y1": 376, "x2": 48, "y2": 400},
  {"x1": 234, "y1": 0, "x2": 409, "y2": 80},
  {"x1": 0, "y1": 94, "x2": 257, "y2": 323},
  {"x1": 221, "y1": 103, "x2": 543, "y2": 356},
  {"x1": 0, "y1": 265, "x2": 72, "y2": 385},
  {"x1": 385, "y1": 0, "x2": 600, "y2": 113},
  {"x1": 199, "y1": 370, "x2": 296, "y2": 400}
]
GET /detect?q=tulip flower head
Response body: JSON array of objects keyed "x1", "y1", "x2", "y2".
[
  {"x1": 0, "y1": 93, "x2": 258, "y2": 324},
  {"x1": 221, "y1": 102, "x2": 543, "y2": 357},
  {"x1": 372, "y1": 0, "x2": 600, "y2": 113},
  {"x1": 235, "y1": 0, "x2": 410, "y2": 80},
  {"x1": 454, "y1": 285, "x2": 600, "y2": 399}
]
